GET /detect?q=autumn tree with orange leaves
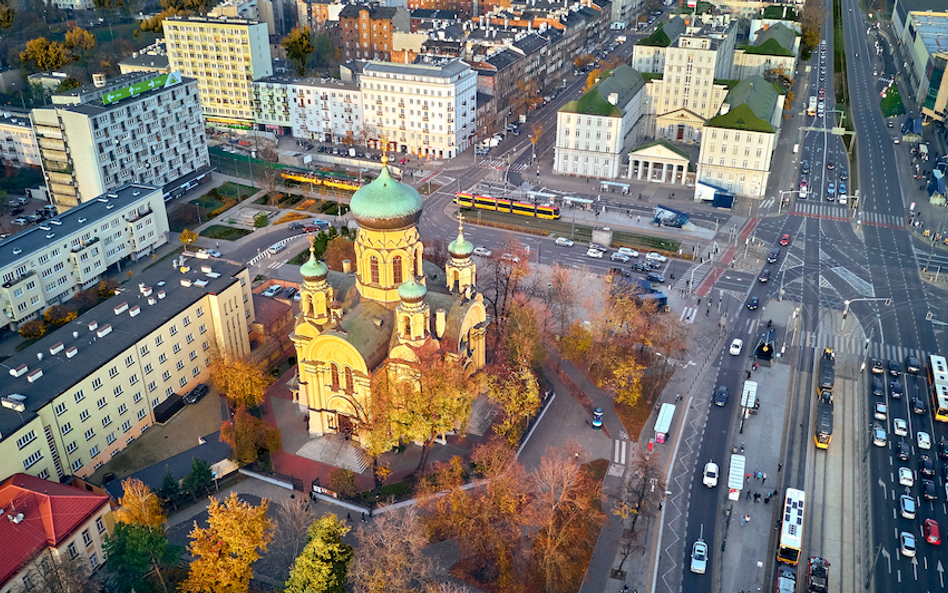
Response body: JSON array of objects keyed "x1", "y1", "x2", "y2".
[
  {"x1": 114, "y1": 478, "x2": 166, "y2": 529},
  {"x1": 220, "y1": 407, "x2": 282, "y2": 465},
  {"x1": 180, "y1": 492, "x2": 274, "y2": 593},
  {"x1": 208, "y1": 347, "x2": 272, "y2": 408}
]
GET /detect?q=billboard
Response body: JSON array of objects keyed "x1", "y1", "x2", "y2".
[{"x1": 102, "y1": 71, "x2": 182, "y2": 105}]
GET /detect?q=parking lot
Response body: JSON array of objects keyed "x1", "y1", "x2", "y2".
[{"x1": 0, "y1": 195, "x2": 57, "y2": 239}]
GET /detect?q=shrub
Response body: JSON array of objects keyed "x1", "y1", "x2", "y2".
[
  {"x1": 44, "y1": 305, "x2": 77, "y2": 326},
  {"x1": 328, "y1": 468, "x2": 356, "y2": 498},
  {"x1": 19, "y1": 319, "x2": 46, "y2": 339},
  {"x1": 97, "y1": 279, "x2": 119, "y2": 300},
  {"x1": 253, "y1": 212, "x2": 269, "y2": 228}
]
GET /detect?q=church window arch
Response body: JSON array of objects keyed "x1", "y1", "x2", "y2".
[
  {"x1": 370, "y1": 256, "x2": 380, "y2": 284},
  {"x1": 403, "y1": 316, "x2": 411, "y2": 338},
  {"x1": 393, "y1": 255, "x2": 403, "y2": 285},
  {"x1": 330, "y1": 364, "x2": 340, "y2": 390},
  {"x1": 344, "y1": 367, "x2": 354, "y2": 393}
]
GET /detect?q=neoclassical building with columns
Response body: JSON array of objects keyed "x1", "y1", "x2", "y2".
[{"x1": 290, "y1": 159, "x2": 488, "y2": 438}]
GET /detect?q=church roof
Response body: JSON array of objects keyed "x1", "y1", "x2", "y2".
[
  {"x1": 300, "y1": 245, "x2": 329, "y2": 280},
  {"x1": 448, "y1": 223, "x2": 474, "y2": 257},
  {"x1": 398, "y1": 277, "x2": 428, "y2": 302},
  {"x1": 348, "y1": 159, "x2": 424, "y2": 230}
]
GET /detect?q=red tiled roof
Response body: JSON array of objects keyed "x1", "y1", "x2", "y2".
[{"x1": 0, "y1": 474, "x2": 109, "y2": 587}]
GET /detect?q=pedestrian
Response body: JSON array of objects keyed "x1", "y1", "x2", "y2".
[
  {"x1": 347, "y1": 512, "x2": 352, "y2": 523},
  {"x1": 746, "y1": 490, "x2": 751, "y2": 500},
  {"x1": 762, "y1": 473, "x2": 767, "y2": 484},
  {"x1": 697, "y1": 298, "x2": 701, "y2": 306},
  {"x1": 741, "y1": 515, "x2": 746, "y2": 526},
  {"x1": 754, "y1": 471, "x2": 759, "y2": 481},
  {"x1": 746, "y1": 473, "x2": 751, "y2": 482},
  {"x1": 773, "y1": 489, "x2": 778, "y2": 498},
  {"x1": 659, "y1": 501, "x2": 664, "y2": 510},
  {"x1": 778, "y1": 462, "x2": 783, "y2": 472},
  {"x1": 746, "y1": 370, "x2": 752, "y2": 380},
  {"x1": 361, "y1": 512, "x2": 366, "y2": 523},
  {"x1": 745, "y1": 514, "x2": 750, "y2": 524}
]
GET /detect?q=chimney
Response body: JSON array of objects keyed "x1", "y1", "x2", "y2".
[
  {"x1": 608, "y1": 92, "x2": 619, "y2": 105},
  {"x1": 342, "y1": 259, "x2": 352, "y2": 273},
  {"x1": 435, "y1": 308, "x2": 446, "y2": 338},
  {"x1": 719, "y1": 103, "x2": 730, "y2": 115},
  {"x1": 93, "y1": 73, "x2": 106, "y2": 88}
]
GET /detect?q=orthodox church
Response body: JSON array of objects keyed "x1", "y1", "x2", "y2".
[{"x1": 290, "y1": 157, "x2": 488, "y2": 438}]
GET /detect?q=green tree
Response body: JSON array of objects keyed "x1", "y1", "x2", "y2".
[
  {"x1": 20, "y1": 37, "x2": 72, "y2": 72},
  {"x1": 284, "y1": 514, "x2": 353, "y2": 593},
  {"x1": 253, "y1": 212, "x2": 269, "y2": 228},
  {"x1": 181, "y1": 457, "x2": 213, "y2": 499},
  {"x1": 158, "y1": 467, "x2": 181, "y2": 503},
  {"x1": 282, "y1": 27, "x2": 315, "y2": 76},
  {"x1": 313, "y1": 34, "x2": 339, "y2": 68},
  {"x1": 103, "y1": 522, "x2": 182, "y2": 593}
]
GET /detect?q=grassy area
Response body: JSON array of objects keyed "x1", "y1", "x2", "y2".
[
  {"x1": 167, "y1": 203, "x2": 207, "y2": 233},
  {"x1": 833, "y1": 0, "x2": 849, "y2": 106},
  {"x1": 200, "y1": 225, "x2": 253, "y2": 241},
  {"x1": 274, "y1": 212, "x2": 310, "y2": 225},
  {"x1": 880, "y1": 86, "x2": 906, "y2": 117},
  {"x1": 216, "y1": 181, "x2": 256, "y2": 200},
  {"x1": 190, "y1": 194, "x2": 227, "y2": 211}
]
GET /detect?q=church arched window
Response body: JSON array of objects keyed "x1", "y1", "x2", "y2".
[
  {"x1": 403, "y1": 316, "x2": 411, "y2": 337},
  {"x1": 370, "y1": 256, "x2": 380, "y2": 284},
  {"x1": 330, "y1": 364, "x2": 340, "y2": 390},
  {"x1": 393, "y1": 255, "x2": 403, "y2": 285},
  {"x1": 344, "y1": 367, "x2": 354, "y2": 393}
]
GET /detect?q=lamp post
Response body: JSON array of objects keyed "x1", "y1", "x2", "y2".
[{"x1": 841, "y1": 297, "x2": 892, "y2": 333}]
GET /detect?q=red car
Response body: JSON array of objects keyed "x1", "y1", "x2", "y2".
[
  {"x1": 925, "y1": 518, "x2": 941, "y2": 545},
  {"x1": 780, "y1": 234, "x2": 790, "y2": 246}
]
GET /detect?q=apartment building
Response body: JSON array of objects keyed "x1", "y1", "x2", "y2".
[
  {"x1": 0, "y1": 259, "x2": 254, "y2": 483},
  {"x1": 0, "y1": 185, "x2": 170, "y2": 331},
  {"x1": 360, "y1": 59, "x2": 476, "y2": 158},
  {"x1": 297, "y1": 0, "x2": 346, "y2": 30},
  {"x1": 696, "y1": 74, "x2": 784, "y2": 198},
  {"x1": 0, "y1": 111, "x2": 41, "y2": 168},
  {"x1": 0, "y1": 474, "x2": 113, "y2": 592},
  {"x1": 163, "y1": 15, "x2": 273, "y2": 128},
  {"x1": 554, "y1": 64, "x2": 646, "y2": 179},
  {"x1": 49, "y1": 0, "x2": 92, "y2": 9},
  {"x1": 31, "y1": 72, "x2": 210, "y2": 210},
  {"x1": 731, "y1": 23, "x2": 797, "y2": 80},
  {"x1": 289, "y1": 79, "x2": 365, "y2": 142},
  {"x1": 254, "y1": 76, "x2": 293, "y2": 133},
  {"x1": 339, "y1": 4, "x2": 411, "y2": 62}
]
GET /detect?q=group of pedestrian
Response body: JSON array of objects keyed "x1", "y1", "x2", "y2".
[{"x1": 740, "y1": 514, "x2": 751, "y2": 526}]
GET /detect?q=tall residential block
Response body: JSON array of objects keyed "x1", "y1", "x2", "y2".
[
  {"x1": 0, "y1": 111, "x2": 41, "y2": 168},
  {"x1": 339, "y1": 4, "x2": 410, "y2": 62},
  {"x1": 163, "y1": 15, "x2": 273, "y2": 128},
  {"x1": 31, "y1": 72, "x2": 209, "y2": 210}
]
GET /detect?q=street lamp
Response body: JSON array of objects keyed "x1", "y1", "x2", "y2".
[{"x1": 841, "y1": 297, "x2": 892, "y2": 333}]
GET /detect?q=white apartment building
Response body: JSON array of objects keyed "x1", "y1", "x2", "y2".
[
  {"x1": 163, "y1": 15, "x2": 273, "y2": 128},
  {"x1": 360, "y1": 59, "x2": 477, "y2": 159},
  {"x1": 50, "y1": 0, "x2": 92, "y2": 9},
  {"x1": 0, "y1": 111, "x2": 41, "y2": 168},
  {"x1": 288, "y1": 79, "x2": 365, "y2": 143},
  {"x1": 0, "y1": 184, "x2": 169, "y2": 331},
  {"x1": 696, "y1": 74, "x2": 784, "y2": 198},
  {"x1": 254, "y1": 76, "x2": 293, "y2": 133},
  {"x1": 31, "y1": 72, "x2": 209, "y2": 210},
  {"x1": 554, "y1": 65, "x2": 646, "y2": 179},
  {"x1": 0, "y1": 259, "x2": 253, "y2": 482}
]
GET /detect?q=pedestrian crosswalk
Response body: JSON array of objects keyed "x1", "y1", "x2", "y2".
[
  {"x1": 613, "y1": 439, "x2": 628, "y2": 465},
  {"x1": 477, "y1": 158, "x2": 528, "y2": 172},
  {"x1": 803, "y1": 330, "x2": 929, "y2": 361},
  {"x1": 672, "y1": 265, "x2": 712, "y2": 293},
  {"x1": 859, "y1": 211, "x2": 906, "y2": 227},
  {"x1": 679, "y1": 307, "x2": 698, "y2": 324},
  {"x1": 791, "y1": 203, "x2": 905, "y2": 227},
  {"x1": 267, "y1": 261, "x2": 285, "y2": 270}
]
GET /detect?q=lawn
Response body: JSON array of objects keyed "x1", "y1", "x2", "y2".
[
  {"x1": 200, "y1": 225, "x2": 254, "y2": 241},
  {"x1": 216, "y1": 181, "x2": 256, "y2": 201},
  {"x1": 167, "y1": 203, "x2": 207, "y2": 233},
  {"x1": 880, "y1": 86, "x2": 906, "y2": 118}
]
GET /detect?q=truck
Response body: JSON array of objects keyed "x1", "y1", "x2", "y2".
[
  {"x1": 728, "y1": 454, "x2": 746, "y2": 501},
  {"x1": 808, "y1": 96, "x2": 817, "y2": 116},
  {"x1": 616, "y1": 35, "x2": 627, "y2": 44},
  {"x1": 654, "y1": 403, "x2": 675, "y2": 443}
]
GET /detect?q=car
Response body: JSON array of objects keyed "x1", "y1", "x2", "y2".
[
  {"x1": 840, "y1": 170, "x2": 849, "y2": 181},
  {"x1": 586, "y1": 248, "x2": 604, "y2": 259},
  {"x1": 924, "y1": 519, "x2": 941, "y2": 545},
  {"x1": 589, "y1": 243, "x2": 608, "y2": 253},
  {"x1": 920, "y1": 454, "x2": 935, "y2": 477},
  {"x1": 611, "y1": 252, "x2": 630, "y2": 262},
  {"x1": 729, "y1": 339, "x2": 743, "y2": 356},
  {"x1": 9, "y1": 207, "x2": 23, "y2": 215},
  {"x1": 900, "y1": 532, "x2": 917, "y2": 557},
  {"x1": 938, "y1": 438, "x2": 948, "y2": 459},
  {"x1": 870, "y1": 358, "x2": 885, "y2": 374},
  {"x1": 801, "y1": 161, "x2": 811, "y2": 175},
  {"x1": 11, "y1": 197, "x2": 27, "y2": 206},
  {"x1": 288, "y1": 221, "x2": 306, "y2": 231},
  {"x1": 184, "y1": 383, "x2": 210, "y2": 405},
  {"x1": 898, "y1": 466, "x2": 914, "y2": 487},
  {"x1": 747, "y1": 296, "x2": 759, "y2": 310},
  {"x1": 780, "y1": 234, "x2": 790, "y2": 246},
  {"x1": 11, "y1": 217, "x2": 28, "y2": 226},
  {"x1": 263, "y1": 285, "x2": 282, "y2": 297},
  {"x1": 690, "y1": 540, "x2": 708, "y2": 574},
  {"x1": 942, "y1": 461, "x2": 948, "y2": 479},
  {"x1": 555, "y1": 237, "x2": 574, "y2": 247},
  {"x1": 646, "y1": 259, "x2": 663, "y2": 269},
  {"x1": 894, "y1": 137, "x2": 900, "y2": 144},
  {"x1": 702, "y1": 462, "x2": 719, "y2": 488},
  {"x1": 26, "y1": 212, "x2": 43, "y2": 222},
  {"x1": 617, "y1": 247, "x2": 639, "y2": 258},
  {"x1": 911, "y1": 395, "x2": 925, "y2": 414},
  {"x1": 900, "y1": 494, "x2": 916, "y2": 520},
  {"x1": 645, "y1": 252, "x2": 667, "y2": 263},
  {"x1": 473, "y1": 247, "x2": 492, "y2": 257},
  {"x1": 894, "y1": 418, "x2": 908, "y2": 437},
  {"x1": 918, "y1": 431, "x2": 932, "y2": 450},
  {"x1": 897, "y1": 442, "x2": 911, "y2": 460},
  {"x1": 609, "y1": 267, "x2": 631, "y2": 279},
  {"x1": 631, "y1": 262, "x2": 651, "y2": 273},
  {"x1": 271, "y1": 242, "x2": 287, "y2": 253},
  {"x1": 800, "y1": 179, "x2": 808, "y2": 195},
  {"x1": 922, "y1": 479, "x2": 937, "y2": 501},
  {"x1": 205, "y1": 249, "x2": 221, "y2": 258},
  {"x1": 646, "y1": 272, "x2": 665, "y2": 284},
  {"x1": 827, "y1": 162, "x2": 836, "y2": 170},
  {"x1": 758, "y1": 269, "x2": 771, "y2": 283},
  {"x1": 906, "y1": 356, "x2": 921, "y2": 374},
  {"x1": 713, "y1": 385, "x2": 728, "y2": 407},
  {"x1": 827, "y1": 182, "x2": 835, "y2": 196},
  {"x1": 872, "y1": 425, "x2": 887, "y2": 447},
  {"x1": 888, "y1": 120, "x2": 894, "y2": 128},
  {"x1": 839, "y1": 182, "x2": 847, "y2": 194},
  {"x1": 874, "y1": 402, "x2": 887, "y2": 421},
  {"x1": 871, "y1": 377, "x2": 885, "y2": 397},
  {"x1": 890, "y1": 380, "x2": 904, "y2": 399},
  {"x1": 888, "y1": 360, "x2": 902, "y2": 376},
  {"x1": 501, "y1": 253, "x2": 521, "y2": 263},
  {"x1": 838, "y1": 194, "x2": 848, "y2": 205},
  {"x1": 282, "y1": 287, "x2": 297, "y2": 299}
]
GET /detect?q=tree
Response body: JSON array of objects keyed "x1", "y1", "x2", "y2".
[
  {"x1": 328, "y1": 468, "x2": 356, "y2": 498},
  {"x1": 573, "y1": 54, "x2": 595, "y2": 69},
  {"x1": 97, "y1": 278, "x2": 119, "y2": 299},
  {"x1": 529, "y1": 123, "x2": 543, "y2": 161},
  {"x1": 0, "y1": 3, "x2": 16, "y2": 30},
  {"x1": 115, "y1": 478, "x2": 167, "y2": 529},
  {"x1": 20, "y1": 37, "x2": 72, "y2": 72},
  {"x1": 71, "y1": 287, "x2": 99, "y2": 310},
  {"x1": 282, "y1": 27, "x2": 315, "y2": 76},
  {"x1": 253, "y1": 212, "x2": 269, "y2": 228},
  {"x1": 487, "y1": 364, "x2": 541, "y2": 446},
  {"x1": 312, "y1": 33, "x2": 339, "y2": 68},
  {"x1": 208, "y1": 348, "x2": 272, "y2": 408},
  {"x1": 11, "y1": 549, "x2": 102, "y2": 593},
  {"x1": 272, "y1": 495, "x2": 317, "y2": 560},
  {"x1": 104, "y1": 522, "x2": 182, "y2": 593},
  {"x1": 181, "y1": 457, "x2": 214, "y2": 499},
  {"x1": 422, "y1": 237, "x2": 449, "y2": 269},
  {"x1": 348, "y1": 506, "x2": 432, "y2": 593},
  {"x1": 220, "y1": 407, "x2": 282, "y2": 465},
  {"x1": 44, "y1": 304, "x2": 77, "y2": 326},
  {"x1": 614, "y1": 452, "x2": 666, "y2": 531},
  {"x1": 180, "y1": 492, "x2": 274, "y2": 593},
  {"x1": 323, "y1": 236, "x2": 356, "y2": 272},
  {"x1": 64, "y1": 26, "x2": 96, "y2": 52},
  {"x1": 157, "y1": 466, "x2": 181, "y2": 504},
  {"x1": 18, "y1": 319, "x2": 46, "y2": 339},
  {"x1": 179, "y1": 228, "x2": 199, "y2": 246},
  {"x1": 800, "y1": 0, "x2": 823, "y2": 57},
  {"x1": 495, "y1": 296, "x2": 544, "y2": 370},
  {"x1": 479, "y1": 236, "x2": 529, "y2": 324},
  {"x1": 284, "y1": 513, "x2": 353, "y2": 593},
  {"x1": 539, "y1": 262, "x2": 582, "y2": 337}
]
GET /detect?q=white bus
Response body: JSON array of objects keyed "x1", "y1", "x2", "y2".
[{"x1": 777, "y1": 489, "x2": 805, "y2": 565}]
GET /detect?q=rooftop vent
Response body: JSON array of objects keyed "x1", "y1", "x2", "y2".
[
  {"x1": 26, "y1": 368, "x2": 43, "y2": 383},
  {"x1": 72, "y1": 331, "x2": 79, "y2": 339},
  {"x1": 98, "y1": 198, "x2": 109, "y2": 203},
  {"x1": 12, "y1": 248, "x2": 21, "y2": 255},
  {"x1": 157, "y1": 290, "x2": 166, "y2": 299},
  {"x1": 200, "y1": 265, "x2": 213, "y2": 274},
  {"x1": 106, "y1": 193, "x2": 118, "y2": 199},
  {"x1": 148, "y1": 296, "x2": 156, "y2": 305},
  {"x1": 129, "y1": 305, "x2": 141, "y2": 317},
  {"x1": 106, "y1": 204, "x2": 114, "y2": 210},
  {"x1": 142, "y1": 286, "x2": 153, "y2": 297},
  {"x1": 66, "y1": 346, "x2": 77, "y2": 358},
  {"x1": 7, "y1": 512, "x2": 24, "y2": 524},
  {"x1": 132, "y1": 190, "x2": 140, "y2": 196},
  {"x1": 49, "y1": 220, "x2": 62, "y2": 226},
  {"x1": 46, "y1": 233, "x2": 55, "y2": 239},
  {"x1": 10, "y1": 364, "x2": 27, "y2": 377},
  {"x1": 96, "y1": 324, "x2": 112, "y2": 338},
  {"x1": 1, "y1": 394, "x2": 26, "y2": 412},
  {"x1": 88, "y1": 321, "x2": 98, "y2": 332},
  {"x1": 180, "y1": 278, "x2": 192, "y2": 287},
  {"x1": 78, "y1": 218, "x2": 86, "y2": 223},
  {"x1": 193, "y1": 279, "x2": 208, "y2": 287},
  {"x1": 206, "y1": 272, "x2": 221, "y2": 279},
  {"x1": 39, "y1": 226, "x2": 50, "y2": 231},
  {"x1": 49, "y1": 342, "x2": 64, "y2": 355},
  {"x1": 114, "y1": 302, "x2": 129, "y2": 315}
]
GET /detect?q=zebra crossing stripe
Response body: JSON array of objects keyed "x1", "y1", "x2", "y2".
[{"x1": 614, "y1": 439, "x2": 627, "y2": 465}]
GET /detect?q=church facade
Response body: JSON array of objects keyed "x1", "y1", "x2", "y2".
[{"x1": 290, "y1": 159, "x2": 488, "y2": 438}]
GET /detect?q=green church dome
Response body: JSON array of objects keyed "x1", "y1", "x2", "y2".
[
  {"x1": 448, "y1": 227, "x2": 473, "y2": 258},
  {"x1": 397, "y1": 277, "x2": 427, "y2": 303},
  {"x1": 300, "y1": 244, "x2": 328, "y2": 280},
  {"x1": 349, "y1": 157, "x2": 424, "y2": 230}
]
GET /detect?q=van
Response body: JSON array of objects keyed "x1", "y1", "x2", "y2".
[
  {"x1": 767, "y1": 248, "x2": 780, "y2": 264},
  {"x1": 793, "y1": 143, "x2": 799, "y2": 154}
]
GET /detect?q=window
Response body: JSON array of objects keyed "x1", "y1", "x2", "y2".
[
  {"x1": 193, "y1": 366, "x2": 200, "y2": 377},
  {"x1": 169, "y1": 325, "x2": 178, "y2": 336},
  {"x1": 162, "y1": 370, "x2": 171, "y2": 381},
  {"x1": 16, "y1": 430, "x2": 36, "y2": 450},
  {"x1": 140, "y1": 345, "x2": 149, "y2": 356},
  {"x1": 102, "y1": 415, "x2": 112, "y2": 427},
  {"x1": 144, "y1": 363, "x2": 153, "y2": 374},
  {"x1": 393, "y1": 255, "x2": 403, "y2": 284},
  {"x1": 196, "y1": 306, "x2": 204, "y2": 317},
  {"x1": 370, "y1": 256, "x2": 380, "y2": 284},
  {"x1": 108, "y1": 366, "x2": 118, "y2": 378},
  {"x1": 66, "y1": 441, "x2": 78, "y2": 454},
  {"x1": 67, "y1": 543, "x2": 78, "y2": 558},
  {"x1": 133, "y1": 392, "x2": 142, "y2": 403},
  {"x1": 55, "y1": 402, "x2": 67, "y2": 415},
  {"x1": 345, "y1": 367, "x2": 354, "y2": 392},
  {"x1": 159, "y1": 353, "x2": 167, "y2": 363},
  {"x1": 203, "y1": 341, "x2": 210, "y2": 351},
  {"x1": 23, "y1": 450, "x2": 42, "y2": 469},
  {"x1": 113, "y1": 385, "x2": 124, "y2": 397},
  {"x1": 106, "y1": 432, "x2": 116, "y2": 445},
  {"x1": 70, "y1": 459, "x2": 83, "y2": 472},
  {"x1": 173, "y1": 344, "x2": 181, "y2": 354},
  {"x1": 129, "y1": 374, "x2": 139, "y2": 386},
  {"x1": 331, "y1": 363, "x2": 340, "y2": 390},
  {"x1": 84, "y1": 428, "x2": 95, "y2": 441},
  {"x1": 183, "y1": 316, "x2": 191, "y2": 327},
  {"x1": 137, "y1": 408, "x2": 147, "y2": 420},
  {"x1": 122, "y1": 420, "x2": 132, "y2": 433},
  {"x1": 125, "y1": 355, "x2": 135, "y2": 367},
  {"x1": 148, "y1": 381, "x2": 157, "y2": 392},
  {"x1": 92, "y1": 378, "x2": 102, "y2": 390},
  {"x1": 118, "y1": 403, "x2": 128, "y2": 415},
  {"x1": 179, "y1": 376, "x2": 187, "y2": 387},
  {"x1": 74, "y1": 390, "x2": 85, "y2": 403},
  {"x1": 89, "y1": 445, "x2": 99, "y2": 458},
  {"x1": 200, "y1": 324, "x2": 207, "y2": 335},
  {"x1": 90, "y1": 553, "x2": 99, "y2": 569},
  {"x1": 186, "y1": 334, "x2": 194, "y2": 344},
  {"x1": 79, "y1": 409, "x2": 90, "y2": 422}
]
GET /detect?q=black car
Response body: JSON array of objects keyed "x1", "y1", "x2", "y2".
[
  {"x1": 827, "y1": 161, "x2": 835, "y2": 170},
  {"x1": 631, "y1": 262, "x2": 650, "y2": 273},
  {"x1": 758, "y1": 269, "x2": 771, "y2": 283},
  {"x1": 920, "y1": 454, "x2": 935, "y2": 477},
  {"x1": 801, "y1": 161, "x2": 810, "y2": 175},
  {"x1": 939, "y1": 438, "x2": 948, "y2": 460},
  {"x1": 871, "y1": 377, "x2": 885, "y2": 397},
  {"x1": 922, "y1": 479, "x2": 937, "y2": 501},
  {"x1": 609, "y1": 267, "x2": 631, "y2": 278},
  {"x1": 870, "y1": 358, "x2": 885, "y2": 374},
  {"x1": 890, "y1": 380, "x2": 903, "y2": 399},
  {"x1": 905, "y1": 356, "x2": 921, "y2": 374},
  {"x1": 747, "y1": 296, "x2": 759, "y2": 310},
  {"x1": 184, "y1": 383, "x2": 210, "y2": 405},
  {"x1": 840, "y1": 170, "x2": 849, "y2": 181},
  {"x1": 888, "y1": 360, "x2": 902, "y2": 376},
  {"x1": 713, "y1": 385, "x2": 728, "y2": 407},
  {"x1": 941, "y1": 461, "x2": 948, "y2": 480},
  {"x1": 912, "y1": 396, "x2": 926, "y2": 414},
  {"x1": 647, "y1": 272, "x2": 665, "y2": 284},
  {"x1": 287, "y1": 221, "x2": 306, "y2": 230},
  {"x1": 897, "y1": 442, "x2": 911, "y2": 461}
]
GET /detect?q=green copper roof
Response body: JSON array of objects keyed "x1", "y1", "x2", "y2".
[
  {"x1": 398, "y1": 276, "x2": 427, "y2": 302},
  {"x1": 560, "y1": 65, "x2": 645, "y2": 117},
  {"x1": 448, "y1": 223, "x2": 474, "y2": 257},
  {"x1": 300, "y1": 247, "x2": 328, "y2": 280},
  {"x1": 705, "y1": 103, "x2": 774, "y2": 133},
  {"x1": 349, "y1": 160, "x2": 424, "y2": 230}
]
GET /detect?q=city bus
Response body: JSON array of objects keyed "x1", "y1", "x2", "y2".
[
  {"x1": 777, "y1": 489, "x2": 805, "y2": 565},
  {"x1": 927, "y1": 355, "x2": 948, "y2": 423}
]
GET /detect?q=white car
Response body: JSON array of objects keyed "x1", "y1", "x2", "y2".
[
  {"x1": 918, "y1": 431, "x2": 932, "y2": 450},
  {"x1": 690, "y1": 540, "x2": 708, "y2": 574},
  {"x1": 555, "y1": 237, "x2": 574, "y2": 247},
  {"x1": 500, "y1": 253, "x2": 520, "y2": 263},
  {"x1": 473, "y1": 247, "x2": 492, "y2": 257},
  {"x1": 618, "y1": 247, "x2": 639, "y2": 258},
  {"x1": 205, "y1": 249, "x2": 221, "y2": 258},
  {"x1": 898, "y1": 466, "x2": 914, "y2": 487},
  {"x1": 874, "y1": 402, "x2": 887, "y2": 421},
  {"x1": 702, "y1": 462, "x2": 719, "y2": 488},
  {"x1": 900, "y1": 494, "x2": 916, "y2": 520},
  {"x1": 586, "y1": 248, "x2": 604, "y2": 259},
  {"x1": 900, "y1": 532, "x2": 916, "y2": 558},
  {"x1": 263, "y1": 285, "x2": 282, "y2": 297},
  {"x1": 872, "y1": 425, "x2": 887, "y2": 447},
  {"x1": 893, "y1": 418, "x2": 908, "y2": 437},
  {"x1": 611, "y1": 252, "x2": 630, "y2": 262},
  {"x1": 645, "y1": 252, "x2": 667, "y2": 263},
  {"x1": 729, "y1": 339, "x2": 743, "y2": 356}
]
